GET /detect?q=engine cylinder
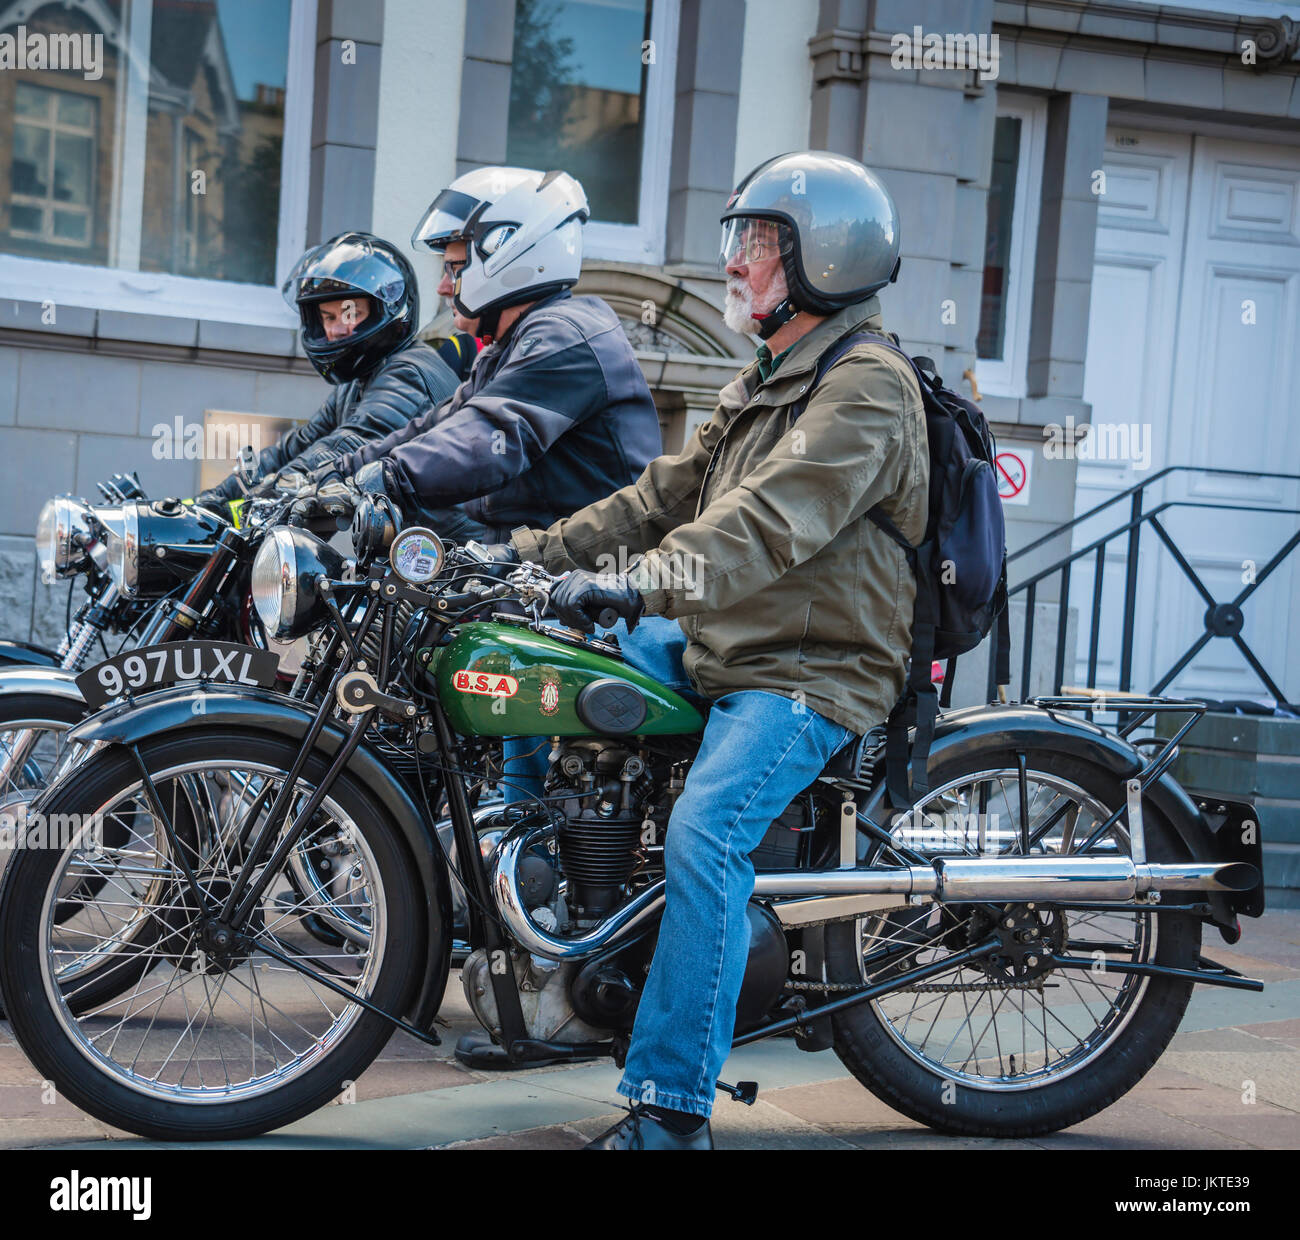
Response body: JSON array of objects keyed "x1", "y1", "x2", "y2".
[{"x1": 558, "y1": 809, "x2": 642, "y2": 918}]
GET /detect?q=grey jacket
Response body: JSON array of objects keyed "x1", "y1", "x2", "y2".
[{"x1": 340, "y1": 291, "x2": 662, "y2": 535}]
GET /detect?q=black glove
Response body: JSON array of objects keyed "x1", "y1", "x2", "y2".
[
  {"x1": 268, "y1": 468, "x2": 310, "y2": 497},
  {"x1": 353, "y1": 458, "x2": 394, "y2": 498},
  {"x1": 288, "y1": 467, "x2": 358, "y2": 525},
  {"x1": 548, "y1": 569, "x2": 645, "y2": 634}
]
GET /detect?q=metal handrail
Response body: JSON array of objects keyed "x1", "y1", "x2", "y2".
[
  {"x1": 1008, "y1": 465, "x2": 1300, "y2": 564},
  {"x1": 988, "y1": 465, "x2": 1300, "y2": 708}
]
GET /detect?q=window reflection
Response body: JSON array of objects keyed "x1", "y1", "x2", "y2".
[
  {"x1": 506, "y1": 0, "x2": 651, "y2": 226},
  {"x1": 1, "y1": 0, "x2": 291, "y2": 285},
  {"x1": 978, "y1": 115, "x2": 1021, "y2": 361}
]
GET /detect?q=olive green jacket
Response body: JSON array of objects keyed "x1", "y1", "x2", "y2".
[{"x1": 511, "y1": 296, "x2": 929, "y2": 735}]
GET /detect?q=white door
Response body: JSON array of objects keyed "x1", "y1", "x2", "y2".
[{"x1": 1076, "y1": 129, "x2": 1300, "y2": 705}]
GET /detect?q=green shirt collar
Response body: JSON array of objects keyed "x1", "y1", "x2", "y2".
[{"x1": 755, "y1": 341, "x2": 794, "y2": 383}]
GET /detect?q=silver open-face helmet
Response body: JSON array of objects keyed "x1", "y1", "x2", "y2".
[{"x1": 720, "y1": 151, "x2": 901, "y2": 319}]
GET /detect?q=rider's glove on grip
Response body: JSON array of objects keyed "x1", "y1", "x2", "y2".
[
  {"x1": 483, "y1": 543, "x2": 520, "y2": 565},
  {"x1": 288, "y1": 467, "x2": 359, "y2": 525},
  {"x1": 353, "y1": 459, "x2": 394, "y2": 501},
  {"x1": 548, "y1": 569, "x2": 645, "y2": 634}
]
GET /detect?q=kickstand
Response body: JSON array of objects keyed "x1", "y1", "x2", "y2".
[{"x1": 717, "y1": 1078, "x2": 758, "y2": 1105}]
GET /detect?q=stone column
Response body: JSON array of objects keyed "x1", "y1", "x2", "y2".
[
  {"x1": 665, "y1": 0, "x2": 745, "y2": 266},
  {"x1": 455, "y1": 0, "x2": 517, "y2": 175},
  {"x1": 308, "y1": 0, "x2": 386, "y2": 244},
  {"x1": 1025, "y1": 91, "x2": 1108, "y2": 401}
]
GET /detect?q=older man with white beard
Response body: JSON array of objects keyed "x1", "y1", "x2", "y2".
[{"x1": 506, "y1": 151, "x2": 928, "y2": 1149}]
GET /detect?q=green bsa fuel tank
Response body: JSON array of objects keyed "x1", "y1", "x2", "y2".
[{"x1": 428, "y1": 621, "x2": 705, "y2": 737}]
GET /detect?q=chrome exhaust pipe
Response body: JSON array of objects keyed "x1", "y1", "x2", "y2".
[
  {"x1": 934, "y1": 856, "x2": 1258, "y2": 902},
  {"x1": 493, "y1": 821, "x2": 667, "y2": 959},
  {"x1": 493, "y1": 821, "x2": 1258, "y2": 959}
]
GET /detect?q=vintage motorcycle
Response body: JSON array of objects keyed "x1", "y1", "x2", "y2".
[
  {"x1": 0, "y1": 468, "x2": 300, "y2": 818},
  {"x1": 0, "y1": 480, "x2": 499, "y2": 968},
  {"x1": 0, "y1": 506, "x2": 1265, "y2": 1141}
]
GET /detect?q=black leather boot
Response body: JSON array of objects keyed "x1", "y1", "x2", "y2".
[{"x1": 583, "y1": 1105, "x2": 714, "y2": 1150}]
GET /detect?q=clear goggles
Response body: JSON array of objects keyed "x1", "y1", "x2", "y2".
[{"x1": 719, "y1": 217, "x2": 792, "y2": 270}]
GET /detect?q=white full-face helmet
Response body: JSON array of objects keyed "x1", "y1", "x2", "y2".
[{"x1": 411, "y1": 167, "x2": 589, "y2": 335}]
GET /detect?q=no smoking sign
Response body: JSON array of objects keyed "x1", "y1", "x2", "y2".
[{"x1": 995, "y1": 448, "x2": 1032, "y2": 506}]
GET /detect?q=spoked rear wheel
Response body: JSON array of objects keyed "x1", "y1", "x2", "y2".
[
  {"x1": 826, "y1": 748, "x2": 1201, "y2": 1137},
  {"x1": 0, "y1": 731, "x2": 425, "y2": 1141},
  {"x1": 0, "y1": 691, "x2": 85, "y2": 817}
]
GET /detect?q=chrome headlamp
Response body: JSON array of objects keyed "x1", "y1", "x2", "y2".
[
  {"x1": 87, "y1": 499, "x2": 226, "y2": 599},
  {"x1": 252, "y1": 526, "x2": 347, "y2": 642},
  {"x1": 35, "y1": 497, "x2": 95, "y2": 582},
  {"x1": 89, "y1": 504, "x2": 142, "y2": 597}
]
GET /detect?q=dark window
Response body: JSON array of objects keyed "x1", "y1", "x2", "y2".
[
  {"x1": 977, "y1": 115, "x2": 1022, "y2": 360},
  {"x1": 506, "y1": 0, "x2": 652, "y2": 226}
]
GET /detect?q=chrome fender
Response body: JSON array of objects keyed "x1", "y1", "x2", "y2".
[{"x1": 0, "y1": 664, "x2": 85, "y2": 704}]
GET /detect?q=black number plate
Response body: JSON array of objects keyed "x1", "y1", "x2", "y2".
[{"x1": 76, "y1": 642, "x2": 281, "y2": 710}]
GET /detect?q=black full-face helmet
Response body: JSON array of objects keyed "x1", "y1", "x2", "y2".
[{"x1": 282, "y1": 232, "x2": 419, "y2": 384}]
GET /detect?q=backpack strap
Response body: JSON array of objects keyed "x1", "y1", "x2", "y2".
[
  {"x1": 788, "y1": 330, "x2": 925, "y2": 557},
  {"x1": 994, "y1": 590, "x2": 1012, "y2": 689},
  {"x1": 785, "y1": 330, "x2": 878, "y2": 423}
]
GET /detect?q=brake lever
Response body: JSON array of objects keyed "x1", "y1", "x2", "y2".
[{"x1": 507, "y1": 565, "x2": 619, "y2": 632}]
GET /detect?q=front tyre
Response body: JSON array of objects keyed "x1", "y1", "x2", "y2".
[
  {"x1": 826, "y1": 748, "x2": 1200, "y2": 1137},
  {"x1": 0, "y1": 730, "x2": 425, "y2": 1141}
]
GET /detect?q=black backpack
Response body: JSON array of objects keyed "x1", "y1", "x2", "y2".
[{"x1": 796, "y1": 331, "x2": 1010, "y2": 806}]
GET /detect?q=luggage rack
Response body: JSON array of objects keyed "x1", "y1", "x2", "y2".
[{"x1": 1030, "y1": 688, "x2": 1208, "y2": 864}]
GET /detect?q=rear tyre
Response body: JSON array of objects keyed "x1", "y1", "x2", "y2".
[{"x1": 826, "y1": 747, "x2": 1200, "y2": 1137}]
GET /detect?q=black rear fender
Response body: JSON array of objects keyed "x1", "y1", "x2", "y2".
[{"x1": 857, "y1": 703, "x2": 1248, "y2": 938}]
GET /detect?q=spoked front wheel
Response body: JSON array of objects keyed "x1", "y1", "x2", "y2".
[
  {"x1": 0, "y1": 730, "x2": 425, "y2": 1141},
  {"x1": 826, "y1": 748, "x2": 1201, "y2": 1137}
]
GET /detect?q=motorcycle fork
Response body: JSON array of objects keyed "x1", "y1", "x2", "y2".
[
  {"x1": 430, "y1": 702, "x2": 535, "y2": 1051},
  {"x1": 220, "y1": 592, "x2": 382, "y2": 925},
  {"x1": 135, "y1": 527, "x2": 244, "y2": 646}
]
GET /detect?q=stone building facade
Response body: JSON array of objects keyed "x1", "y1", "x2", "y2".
[{"x1": 3, "y1": 0, "x2": 1298, "y2": 712}]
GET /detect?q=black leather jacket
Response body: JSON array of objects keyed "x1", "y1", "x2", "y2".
[
  {"x1": 341, "y1": 291, "x2": 662, "y2": 536},
  {"x1": 205, "y1": 339, "x2": 459, "y2": 502}
]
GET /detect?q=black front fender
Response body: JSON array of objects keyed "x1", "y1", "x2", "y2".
[
  {"x1": 70, "y1": 684, "x2": 453, "y2": 1029},
  {"x1": 860, "y1": 703, "x2": 1242, "y2": 938},
  {"x1": 0, "y1": 639, "x2": 61, "y2": 669}
]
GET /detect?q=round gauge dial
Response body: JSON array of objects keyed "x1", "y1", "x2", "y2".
[{"x1": 389, "y1": 526, "x2": 445, "y2": 584}]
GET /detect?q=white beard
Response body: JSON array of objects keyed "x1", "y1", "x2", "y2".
[{"x1": 722, "y1": 277, "x2": 757, "y2": 336}]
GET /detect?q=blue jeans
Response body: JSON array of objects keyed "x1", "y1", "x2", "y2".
[{"x1": 505, "y1": 616, "x2": 851, "y2": 1118}]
